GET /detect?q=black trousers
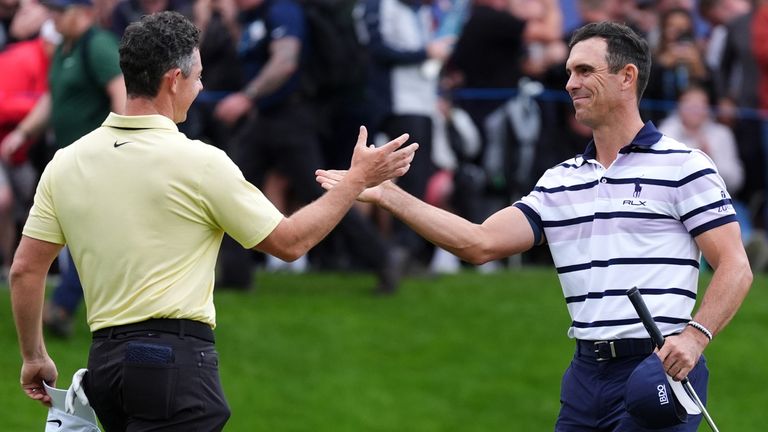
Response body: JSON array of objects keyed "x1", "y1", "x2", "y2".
[{"x1": 84, "y1": 320, "x2": 230, "y2": 431}]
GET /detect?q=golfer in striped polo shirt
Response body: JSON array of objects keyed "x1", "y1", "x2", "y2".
[{"x1": 317, "y1": 21, "x2": 752, "y2": 430}]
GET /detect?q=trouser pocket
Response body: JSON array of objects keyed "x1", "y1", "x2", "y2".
[{"x1": 122, "y1": 342, "x2": 178, "y2": 420}]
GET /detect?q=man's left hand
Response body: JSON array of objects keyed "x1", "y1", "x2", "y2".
[
  {"x1": 21, "y1": 356, "x2": 58, "y2": 407},
  {"x1": 656, "y1": 326, "x2": 709, "y2": 381}
]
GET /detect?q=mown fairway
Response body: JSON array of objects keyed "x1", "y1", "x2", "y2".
[{"x1": 1, "y1": 268, "x2": 765, "y2": 431}]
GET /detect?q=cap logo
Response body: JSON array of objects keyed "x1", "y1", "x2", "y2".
[{"x1": 657, "y1": 384, "x2": 669, "y2": 405}]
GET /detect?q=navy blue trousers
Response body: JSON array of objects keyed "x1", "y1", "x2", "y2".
[{"x1": 555, "y1": 347, "x2": 708, "y2": 431}]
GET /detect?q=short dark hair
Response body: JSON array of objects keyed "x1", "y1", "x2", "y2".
[
  {"x1": 119, "y1": 11, "x2": 200, "y2": 98},
  {"x1": 569, "y1": 21, "x2": 651, "y2": 102}
]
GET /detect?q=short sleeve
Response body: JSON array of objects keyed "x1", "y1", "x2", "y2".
[
  {"x1": 269, "y1": 0, "x2": 306, "y2": 40},
  {"x1": 197, "y1": 149, "x2": 284, "y2": 248},
  {"x1": 23, "y1": 158, "x2": 65, "y2": 244},
  {"x1": 514, "y1": 187, "x2": 545, "y2": 245},
  {"x1": 675, "y1": 149, "x2": 738, "y2": 237},
  {"x1": 88, "y1": 30, "x2": 123, "y2": 87}
]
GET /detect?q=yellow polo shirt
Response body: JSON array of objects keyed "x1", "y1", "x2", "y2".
[{"x1": 23, "y1": 113, "x2": 284, "y2": 331}]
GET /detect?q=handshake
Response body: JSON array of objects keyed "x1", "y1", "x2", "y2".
[{"x1": 315, "y1": 126, "x2": 418, "y2": 204}]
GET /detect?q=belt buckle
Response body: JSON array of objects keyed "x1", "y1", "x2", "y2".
[{"x1": 594, "y1": 341, "x2": 617, "y2": 361}]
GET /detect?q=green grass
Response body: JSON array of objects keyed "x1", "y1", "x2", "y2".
[{"x1": 0, "y1": 268, "x2": 765, "y2": 431}]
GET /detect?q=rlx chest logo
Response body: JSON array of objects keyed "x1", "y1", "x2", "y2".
[{"x1": 623, "y1": 199, "x2": 647, "y2": 206}]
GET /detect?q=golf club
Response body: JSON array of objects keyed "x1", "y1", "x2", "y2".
[{"x1": 626, "y1": 287, "x2": 720, "y2": 432}]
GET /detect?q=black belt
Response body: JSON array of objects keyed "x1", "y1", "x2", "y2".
[
  {"x1": 577, "y1": 338, "x2": 655, "y2": 361},
  {"x1": 92, "y1": 319, "x2": 214, "y2": 343}
]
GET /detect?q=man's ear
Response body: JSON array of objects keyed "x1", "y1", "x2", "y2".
[
  {"x1": 622, "y1": 64, "x2": 639, "y2": 91},
  {"x1": 167, "y1": 68, "x2": 182, "y2": 94}
]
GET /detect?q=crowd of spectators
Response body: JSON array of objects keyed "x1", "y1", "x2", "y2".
[{"x1": 1, "y1": 0, "x2": 767, "y2": 307}]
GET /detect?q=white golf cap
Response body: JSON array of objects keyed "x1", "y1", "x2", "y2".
[
  {"x1": 45, "y1": 406, "x2": 100, "y2": 432},
  {"x1": 43, "y1": 369, "x2": 100, "y2": 432}
]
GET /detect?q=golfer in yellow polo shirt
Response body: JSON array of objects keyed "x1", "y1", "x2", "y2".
[{"x1": 10, "y1": 11, "x2": 417, "y2": 431}]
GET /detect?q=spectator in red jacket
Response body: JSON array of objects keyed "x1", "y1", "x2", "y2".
[
  {"x1": 0, "y1": 19, "x2": 59, "y2": 276},
  {"x1": 0, "y1": 20, "x2": 59, "y2": 162}
]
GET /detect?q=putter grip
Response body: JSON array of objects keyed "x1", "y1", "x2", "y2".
[{"x1": 626, "y1": 287, "x2": 666, "y2": 348}]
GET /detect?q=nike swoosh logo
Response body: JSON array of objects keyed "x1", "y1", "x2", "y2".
[
  {"x1": 114, "y1": 140, "x2": 131, "y2": 148},
  {"x1": 47, "y1": 419, "x2": 63, "y2": 427}
]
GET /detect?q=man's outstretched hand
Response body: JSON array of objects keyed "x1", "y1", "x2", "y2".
[
  {"x1": 316, "y1": 168, "x2": 388, "y2": 204},
  {"x1": 346, "y1": 126, "x2": 418, "y2": 188}
]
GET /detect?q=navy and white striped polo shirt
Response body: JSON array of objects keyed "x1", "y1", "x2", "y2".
[{"x1": 514, "y1": 122, "x2": 737, "y2": 341}]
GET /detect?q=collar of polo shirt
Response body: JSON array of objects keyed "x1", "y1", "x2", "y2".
[
  {"x1": 101, "y1": 113, "x2": 179, "y2": 132},
  {"x1": 579, "y1": 121, "x2": 663, "y2": 166}
]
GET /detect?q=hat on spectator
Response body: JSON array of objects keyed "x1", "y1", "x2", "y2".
[
  {"x1": 624, "y1": 354, "x2": 701, "y2": 428},
  {"x1": 42, "y1": 0, "x2": 93, "y2": 9}
]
